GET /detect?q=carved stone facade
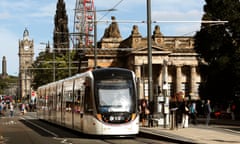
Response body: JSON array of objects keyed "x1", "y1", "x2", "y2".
[
  {"x1": 85, "y1": 17, "x2": 202, "y2": 100},
  {"x1": 18, "y1": 28, "x2": 34, "y2": 99}
]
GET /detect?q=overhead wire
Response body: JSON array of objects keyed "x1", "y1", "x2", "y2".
[{"x1": 98, "y1": 0, "x2": 124, "y2": 21}]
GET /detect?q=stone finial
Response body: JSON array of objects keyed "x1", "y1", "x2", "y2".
[
  {"x1": 102, "y1": 16, "x2": 121, "y2": 38},
  {"x1": 131, "y1": 25, "x2": 141, "y2": 37},
  {"x1": 153, "y1": 25, "x2": 163, "y2": 37}
]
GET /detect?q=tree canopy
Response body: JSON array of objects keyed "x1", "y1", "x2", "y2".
[{"x1": 194, "y1": 0, "x2": 240, "y2": 102}]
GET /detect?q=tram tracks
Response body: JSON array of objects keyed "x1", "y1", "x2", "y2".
[{"x1": 20, "y1": 117, "x2": 173, "y2": 144}]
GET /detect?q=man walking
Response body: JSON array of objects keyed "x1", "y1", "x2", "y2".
[{"x1": 205, "y1": 99, "x2": 212, "y2": 126}]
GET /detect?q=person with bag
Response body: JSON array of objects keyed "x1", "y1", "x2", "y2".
[
  {"x1": 189, "y1": 101, "x2": 197, "y2": 125},
  {"x1": 139, "y1": 99, "x2": 149, "y2": 127}
]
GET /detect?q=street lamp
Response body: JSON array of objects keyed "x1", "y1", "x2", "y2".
[
  {"x1": 147, "y1": 0, "x2": 153, "y2": 103},
  {"x1": 94, "y1": 7, "x2": 97, "y2": 69}
]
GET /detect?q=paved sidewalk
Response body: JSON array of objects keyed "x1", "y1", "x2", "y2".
[{"x1": 140, "y1": 124, "x2": 240, "y2": 144}]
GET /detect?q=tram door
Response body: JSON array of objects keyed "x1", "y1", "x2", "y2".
[
  {"x1": 73, "y1": 89, "x2": 81, "y2": 130},
  {"x1": 56, "y1": 83, "x2": 62, "y2": 124},
  {"x1": 79, "y1": 77, "x2": 86, "y2": 131},
  {"x1": 74, "y1": 77, "x2": 85, "y2": 131},
  {"x1": 82, "y1": 77, "x2": 93, "y2": 132},
  {"x1": 62, "y1": 81, "x2": 73, "y2": 126},
  {"x1": 62, "y1": 92, "x2": 66, "y2": 125}
]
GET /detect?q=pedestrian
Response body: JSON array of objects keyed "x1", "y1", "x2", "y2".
[
  {"x1": 204, "y1": 99, "x2": 212, "y2": 126},
  {"x1": 181, "y1": 100, "x2": 189, "y2": 128},
  {"x1": 231, "y1": 102, "x2": 236, "y2": 120},
  {"x1": 9, "y1": 103, "x2": 14, "y2": 117},
  {"x1": 0, "y1": 102, "x2": 2, "y2": 116},
  {"x1": 148, "y1": 101, "x2": 154, "y2": 127},
  {"x1": 189, "y1": 101, "x2": 197, "y2": 125},
  {"x1": 139, "y1": 99, "x2": 149, "y2": 127},
  {"x1": 21, "y1": 103, "x2": 25, "y2": 115}
]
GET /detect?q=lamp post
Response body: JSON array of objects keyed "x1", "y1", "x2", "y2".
[
  {"x1": 147, "y1": 0, "x2": 153, "y2": 103},
  {"x1": 94, "y1": 7, "x2": 97, "y2": 69}
]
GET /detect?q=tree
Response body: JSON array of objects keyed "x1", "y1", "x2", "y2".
[
  {"x1": 32, "y1": 51, "x2": 54, "y2": 89},
  {"x1": 0, "y1": 79, "x2": 8, "y2": 94},
  {"x1": 195, "y1": 0, "x2": 240, "y2": 103},
  {"x1": 32, "y1": 50, "x2": 78, "y2": 89},
  {"x1": 0, "y1": 76, "x2": 18, "y2": 95}
]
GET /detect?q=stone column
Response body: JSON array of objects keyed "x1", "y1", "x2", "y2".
[
  {"x1": 135, "y1": 65, "x2": 143, "y2": 99},
  {"x1": 190, "y1": 65, "x2": 196, "y2": 100},
  {"x1": 135, "y1": 65, "x2": 141, "y2": 78},
  {"x1": 176, "y1": 65, "x2": 182, "y2": 93},
  {"x1": 158, "y1": 65, "x2": 162, "y2": 87}
]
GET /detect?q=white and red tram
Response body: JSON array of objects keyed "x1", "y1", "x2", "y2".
[{"x1": 37, "y1": 68, "x2": 139, "y2": 136}]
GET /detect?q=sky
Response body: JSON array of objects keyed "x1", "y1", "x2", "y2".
[{"x1": 0, "y1": 0, "x2": 205, "y2": 76}]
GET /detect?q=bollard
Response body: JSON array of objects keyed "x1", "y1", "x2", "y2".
[{"x1": 170, "y1": 108, "x2": 177, "y2": 130}]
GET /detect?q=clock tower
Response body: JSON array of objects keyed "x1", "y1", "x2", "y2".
[{"x1": 18, "y1": 28, "x2": 34, "y2": 100}]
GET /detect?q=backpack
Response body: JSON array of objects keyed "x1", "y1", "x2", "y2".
[{"x1": 190, "y1": 104, "x2": 195, "y2": 113}]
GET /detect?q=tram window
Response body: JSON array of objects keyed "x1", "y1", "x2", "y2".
[
  {"x1": 84, "y1": 77, "x2": 93, "y2": 113},
  {"x1": 76, "y1": 90, "x2": 81, "y2": 101},
  {"x1": 84, "y1": 86, "x2": 93, "y2": 112},
  {"x1": 72, "y1": 89, "x2": 81, "y2": 113}
]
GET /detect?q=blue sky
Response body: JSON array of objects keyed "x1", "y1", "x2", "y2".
[{"x1": 0, "y1": 0, "x2": 205, "y2": 76}]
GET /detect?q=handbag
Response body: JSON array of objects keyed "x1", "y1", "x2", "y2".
[{"x1": 145, "y1": 108, "x2": 150, "y2": 114}]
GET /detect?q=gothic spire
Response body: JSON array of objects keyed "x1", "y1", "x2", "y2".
[
  {"x1": 23, "y1": 28, "x2": 29, "y2": 40},
  {"x1": 53, "y1": 0, "x2": 70, "y2": 54}
]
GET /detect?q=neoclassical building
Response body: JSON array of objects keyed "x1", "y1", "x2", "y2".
[{"x1": 84, "y1": 16, "x2": 202, "y2": 101}]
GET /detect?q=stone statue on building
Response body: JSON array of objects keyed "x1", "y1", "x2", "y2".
[
  {"x1": 153, "y1": 25, "x2": 163, "y2": 36},
  {"x1": 102, "y1": 16, "x2": 121, "y2": 38},
  {"x1": 131, "y1": 25, "x2": 141, "y2": 37}
]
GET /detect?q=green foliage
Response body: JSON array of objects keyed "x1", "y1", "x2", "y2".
[
  {"x1": 195, "y1": 0, "x2": 240, "y2": 102},
  {"x1": 0, "y1": 79, "x2": 8, "y2": 94},
  {"x1": 0, "y1": 76, "x2": 18, "y2": 95},
  {"x1": 32, "y1": 50, "x2": 80, "y2": 89}
]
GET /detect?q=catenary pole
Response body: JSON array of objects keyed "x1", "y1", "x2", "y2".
[{"x1": 147, "y1": 0, "x2": 153, "y2": 103}]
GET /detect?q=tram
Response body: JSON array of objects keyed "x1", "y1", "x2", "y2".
[{"x1": 36, "y1": 68, "x2": 139, "y2": 136}]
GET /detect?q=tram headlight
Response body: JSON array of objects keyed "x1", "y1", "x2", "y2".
[{"x1": 96, "y1": 114, "x2": 102, "y2": 121}]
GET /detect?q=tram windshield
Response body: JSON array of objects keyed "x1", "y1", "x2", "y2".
[{"x1": 96, "y1": 79, "x2": 135, "y2": 113}]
